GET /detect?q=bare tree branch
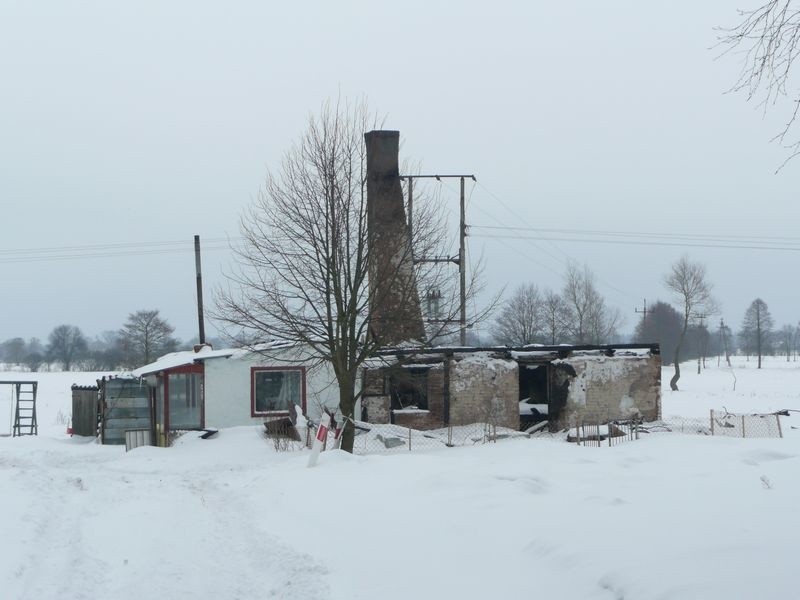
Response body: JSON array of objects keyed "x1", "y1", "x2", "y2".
[
  {"x1": 717, "y1": 1, "x2": 800, "y2": 168},
  {"x1": 214, "y1": 99, "x2": 489, "y2": 451}
]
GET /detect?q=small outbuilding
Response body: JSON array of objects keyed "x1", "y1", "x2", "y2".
[{"x1": 131, "y1": 343, "x2": 338, "y2": 446}]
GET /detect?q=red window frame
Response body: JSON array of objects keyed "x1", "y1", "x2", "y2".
[
  {"x1": 161, "y1": 363, "x2": 205, "y2": 432},
  {"x1": 250, "y1": 366, "x2": 306, "y2": 417}
]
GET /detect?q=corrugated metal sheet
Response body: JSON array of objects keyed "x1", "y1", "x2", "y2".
[{"x1": 125, "y1": 428, "x2": 152, "y2": 451}]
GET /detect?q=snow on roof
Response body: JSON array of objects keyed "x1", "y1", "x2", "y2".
[
  {"x1": 132, "y1": 347, "x2": 236, "y2": 376},
  {"x1": 132, "y1": 341, "x2": 297, "y2": 377}
]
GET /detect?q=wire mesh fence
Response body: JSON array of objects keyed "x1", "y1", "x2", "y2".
[
  {"x1": 353, "y1": 422, "x2": 531, "y2": 454},
  {"x1": 570, "y1": 419, "x2": 641, "y2": 447},
  {"x1": 263, "y1": 408, "x2": 788, "y2": 455},
  {"x1": 649, "y1": 410, "x2": 784, "y2": 439},
  {"x1": 293, "y1": 419, "x2": 529, "y2": 455},
  {"x1": 709, "y1": 409, "x2": 783, "y2": 438},
  {"x1": 644, "y1": 416, "x2": 712, "y2": 436}
]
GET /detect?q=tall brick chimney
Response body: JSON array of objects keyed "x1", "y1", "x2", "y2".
[{"x1": 364, "y1": 130, "x2": 425, "y2": 346}]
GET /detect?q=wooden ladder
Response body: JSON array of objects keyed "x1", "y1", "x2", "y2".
[{"x1": 13, "y1": 382, "x2": 38, "y2": 436}]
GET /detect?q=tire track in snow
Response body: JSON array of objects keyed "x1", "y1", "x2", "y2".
[{"x1": 186, "y1": 472, "x2": 331, "y2": 600}]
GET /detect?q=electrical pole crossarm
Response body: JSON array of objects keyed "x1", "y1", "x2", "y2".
[{"x1": 399, "y1": 174, "x2": 476, "y2": 181}]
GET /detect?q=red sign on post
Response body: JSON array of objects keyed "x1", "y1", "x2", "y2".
[{"x1": 307, "y1": 413, "x2": 332, "y2": 468}]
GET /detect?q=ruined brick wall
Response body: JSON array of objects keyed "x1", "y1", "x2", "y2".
[
  {"x1": 389, "y1": 366, "x2": 445, "y2": 430},
  {"x1": 551, "y1": 353, "x2": 661, "y2": 430},
  {"x1": 362, "y1": 396, "x2": 391, "y2": 424},
  {"x1": 361, "y1": 365, "x2": 445, "y2": 429},
  {"x1": 361, "y1": 367, "x2": 390, "y2": 423},
  {"x1": 449, "y1": 355, "x2": 519, "y2": 430}
]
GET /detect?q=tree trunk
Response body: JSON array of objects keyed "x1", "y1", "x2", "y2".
[
  {"x1": 337, "y1": 377, "x2": 357, "y2": 453},
  {"x1": 669, "y1": 359, "x2": 681, "y2": 391},
  {"x1": 756, "y1": 312, "x2": 762, "y2": 369},
  {"x1": 670, "y1": 316, "x2": 690, "y2": 391}
]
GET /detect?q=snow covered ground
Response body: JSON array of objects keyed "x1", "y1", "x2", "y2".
[{"x1": 1, "y1": 357, "x2": 799, "y2": 599}]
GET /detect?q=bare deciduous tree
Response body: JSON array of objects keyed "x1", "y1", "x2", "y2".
[
  {"x1": 119, "y1": 310, "x2": 178, "y2": 366},
  {"x1": 664, "y1": 256, "x2": 713, "y2": 390},
  {"x1": 718, "y1": 1, "x2": 800, "y2": 166},
  {"x1": 561, "y1": 263, "x2": 619, "y2": 344},
  {"x1": 740, "y1": 298, "x2": 774, "y2": 368},
  {"x1": 634, "y1": 301, "x2": 683, "y2": 365},
  {"x1": 587, "y1": 298, "x2": 621, "y2": 345},
  {"x1": 216, "y1": 100, "x2": 482, "y2": 453},
  {"x1": 47, "y1": 324, "x2": 88, "y2": 371},
  {"x1": 777, "y1": 323, "x2": 795, "y2": 361},
  {"x1": 0, "y1": 337, "x2": 26, "y2": 365},
  {"x1": 561, "y1": 264, "x2": 595, "y2": 344},
  {"x1": 493, "y1": 283, "x2": 543, "y2": 345},
  {"x1": 541, "y1": 289, "x2": 567, "y2": 345}
]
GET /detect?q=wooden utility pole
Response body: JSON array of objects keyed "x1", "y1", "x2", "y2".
[
  {"x1": 407, "y1": 177, "x2": 413, "y2": 242},
  {"x1": 719, "y1": 318, "x2": 732, "y2": 367},
  {"x1": 694, "y1": 313, "x2": 708, "y2": 373},
  {"x1": 194, "y1": 235, "x2": 206, "y2": 345},
  {"x1": 635, "y1": 299, "x2": 651, "y2": 326},
  {"x1": 459, "y1": 176, "x2": 467, "y2": 345},
  {"x1": 400, "y1": 174, "x2": 476, "y2": 345}
]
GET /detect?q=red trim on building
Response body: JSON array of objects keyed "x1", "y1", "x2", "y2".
[{"x1": 159, "y1": 362, "x2": 205, "y2": 432}]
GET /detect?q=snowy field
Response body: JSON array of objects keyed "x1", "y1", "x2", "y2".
[{"x1": 1, "y1": 357, "x2": 799, "y2": 600}]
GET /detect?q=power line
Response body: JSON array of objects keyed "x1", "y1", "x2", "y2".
[
  {"x1": 475, "y1": 181, "x2": 575, "y2": 266},
  {"x1": 471, "y1": 232, "x2": 800, "y2": 252},
  {"x1": 0, "y1": 238, "x2": 242, "y2": 265},
  {"x1": 0, "y1": 237, "x2": 241, "y2": 256},
  {"x1": 473, "y1": 181, "x2": 633, "y2": 300},
  {"x1": 471, "y1": 225, "x2": 800, "y2": 246}
]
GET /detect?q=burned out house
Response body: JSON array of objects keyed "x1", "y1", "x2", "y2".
[
  {"x1": 361, "y1": 344, "x2": 661, "y2": 432},
  {"x1": 361, "y1": 130, "x2": 661, "y2": 433}
]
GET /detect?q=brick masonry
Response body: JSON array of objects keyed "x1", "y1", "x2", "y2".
[
  {"x1": 362, "y1": 349, "x2": 661, "y2": 433},
  {"x1": 551, "y1": 353, "x2": 661, "y2": 430},
  {"x1": 448, "y1": 356, "x2": 519, "y2": 430}
]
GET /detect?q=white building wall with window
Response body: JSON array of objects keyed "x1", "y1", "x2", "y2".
[{"x1": 203, "y1": 350, "x2": 341, "y2": 429}]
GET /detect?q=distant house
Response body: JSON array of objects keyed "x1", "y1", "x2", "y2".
[
  {"x1": 361, "y1": 344, "x2": 661, "y2": 432},
  {"x1": 131, "y1": 343, "x2": 338, "y2": 446}
]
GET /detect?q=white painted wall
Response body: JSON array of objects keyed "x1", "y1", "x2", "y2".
[{"x1": 202, "y1": 348, "x2": 341, "y2": 428}]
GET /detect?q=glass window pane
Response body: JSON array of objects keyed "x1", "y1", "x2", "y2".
[
  {"x1": 254, "y1": 370, "x2": 301, "y2": 413},
  {"x1": 169, "y1": 373, "x2": 201, "y2": 429}
]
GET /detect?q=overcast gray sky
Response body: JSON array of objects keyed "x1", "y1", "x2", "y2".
[{"x1": 1, "y1": 1, "x2": 797, "y2": 344}]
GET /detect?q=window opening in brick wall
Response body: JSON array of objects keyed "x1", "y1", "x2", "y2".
[{"x1": 389, "y1": 367, "x2": 429, "y2": 411}]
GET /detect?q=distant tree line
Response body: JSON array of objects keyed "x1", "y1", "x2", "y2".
[
  {"x1": 490, "y1": 256, "x2": 799, "y2": 381},
  {"x1": 634, "y1": 296, "x2": 798, "y2": 369},
  {"x1": 0, "y1": 309, "x2": 205, "y2": 372},
  {"x1": 491, "y1": 263, "x2": 622, "y2": 346}
]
